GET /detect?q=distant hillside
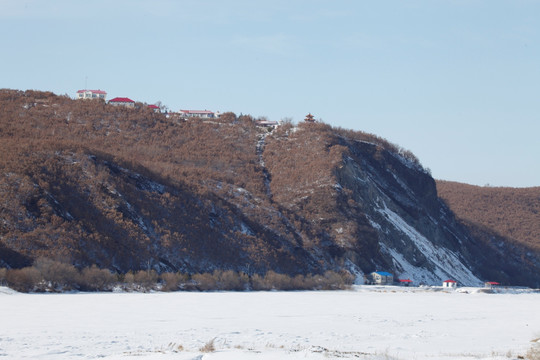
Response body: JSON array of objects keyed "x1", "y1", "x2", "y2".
[
  {"x1": 1, "y1": 89, "x2": 539, "y2": 287},
  {"x1": 436, "y1": 181, "x2": 540, "y2": 252}
]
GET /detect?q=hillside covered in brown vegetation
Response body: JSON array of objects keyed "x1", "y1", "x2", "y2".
[
  {"x1": 437, "y1": 181, "x2": 540, "y2": 252},
  {"x1": 1, "y1": 89, "x2": 539, "y2": 287}
]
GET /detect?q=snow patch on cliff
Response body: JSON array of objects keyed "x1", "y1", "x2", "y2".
[{"x1": 377, "y1": 203, "x2": 482, "y2": 286}]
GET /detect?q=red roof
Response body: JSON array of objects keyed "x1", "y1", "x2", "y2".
[
  {"x1": 486, "y1": 281, "x2": 500, "y2": 285},
  {"x1": 77, "y1": 89, "x2": 107, "y2": 94},
  {"x1": 399, "y1": 279, "x2": 413, "y2": 283},
  {"x1": 147, "y1": 105, "x2": 159, "y2": 109},
  {"x1": 443, "y1": 280, "x2": 457, "y2": 283},
  {"x1": 109, "y1": 97, "x2": 134, "y2": 103}
]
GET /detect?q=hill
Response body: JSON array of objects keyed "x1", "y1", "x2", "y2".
[
  {"x1": 1, "y1": 89, "x2": 539, "y2": 287},
  {"x1": 437, "y1": 181, "x2": 540, "y2": 252}
]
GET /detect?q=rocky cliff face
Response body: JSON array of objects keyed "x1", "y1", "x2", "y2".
[
  {"x1": 335, "y1": 140, "x2": 483, "y2": 285},
  {"x1": 1, "y1": 90, "x2": 539, "y2": 286},
  {"x1": 260, "y1": 123, "x2": 540, "y2": 286}
]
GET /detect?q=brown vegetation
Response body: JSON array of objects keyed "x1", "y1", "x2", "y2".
[
  {"x1": 0, "y1": 268, "x2": 6, "y2": 285},
  {"x1": 79, "y1": 265, "x2": 117, "y2": 291},
  {"x1": 0, "y1": 89, "x2": 404, "y2": 275},
  {"x1": 160, "y1": 272, "x2": 188, "y2": 292},
  {"x1": 2, "y1": 89, "x2": 538, "y2": 287},
  {"x1": 0, "y1": 258, "x2": 353, "y2": 293},
  {"x1": 5, "y1": 267, "x2": 41, "y2": 292},
  {"x1": 0, "y1": 90, "x2": 302, "y2": 273},
  {"x1": 199, "y1": 338, "x2": 216, "y2": 353},
  {"x1": 527, "y1": 342, "x2": 540, "y2": 360},
  {"x1": 436, "y1": 181, "x2": 540, "y2": 251}
]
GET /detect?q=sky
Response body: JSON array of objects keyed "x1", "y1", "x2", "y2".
[{"x1": 1, "y1": 0, "x2": 539, "y2": 187}]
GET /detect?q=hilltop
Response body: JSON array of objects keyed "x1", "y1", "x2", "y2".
[{"x1": 1, "y1": 89, "x2": 539, "y2": 287}]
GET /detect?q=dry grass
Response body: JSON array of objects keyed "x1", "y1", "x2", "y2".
[
  {"x1": 526, "y1": 343, "x2": 540, "y2": 360},
  {"x1": 199, "y1": 338, "x2": 216, "y2": 353}
]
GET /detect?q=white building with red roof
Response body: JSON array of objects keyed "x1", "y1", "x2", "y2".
[
  {"x1": 76, "y1": 89, "x2": 107, "y2": 100},
  {"x1": 442, "y1": 279, "x2": 457, "y2": 288},
  {"x1": 109, "y1": 97, "x2": 135, "y2": 108},
  {"x1": 179, "y1": 110, "x2": 215, "y2": 119},
  {"x1": 484, "y1": 281, "x2": 500, "y2": 289}
]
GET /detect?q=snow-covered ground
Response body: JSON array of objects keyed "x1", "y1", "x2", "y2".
[{"x1": 1, "y1": 286, "x2": 539, "y2": 359}]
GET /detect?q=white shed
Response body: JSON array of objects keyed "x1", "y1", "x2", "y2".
[
  {"x1": 484, "y1": 281, "x2": 500, "y2": 289},
  {"x1": 442, "y1": 279, "x2": 457, "y2": 288}
]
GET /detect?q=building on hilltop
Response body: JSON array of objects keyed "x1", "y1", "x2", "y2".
[
  {"x1": 179, "y1": 110, "x2": 215, "y2": 119},
  {"x1": 304, "y1": 113, "x2": 315, "y2": 122},
  {"x1": 147, "y1": 104, "x2": 160, "y2": 112},
  {"x1": 76, "y1": 89, "x2": 107, "y2": 100},
  {"x1": 255, "y1": 119, "x2": 279, "y2": 129},
  {"x1": 108, "y1": 97, "x2": 135, "y2": 108}
]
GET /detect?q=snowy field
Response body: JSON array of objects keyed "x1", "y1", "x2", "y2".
[{"x1": 1, "y1": 286, "x2": 539, "y2": 360}]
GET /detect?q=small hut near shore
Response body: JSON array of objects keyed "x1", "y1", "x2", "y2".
[
  {"x1": 399, "y1": 279, "x2": 413, "y2": 287},
  {"x1": 442, "y1": 279, "x2": 457, "y2": 288},
  {"x1": 484, "y1": 281, "x2": 500, "y2": 289},
  {"x1": 366, "y1": 271, "x2": 394, "y2": 285}
]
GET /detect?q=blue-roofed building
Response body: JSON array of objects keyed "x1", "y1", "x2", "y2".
[{"x1": 367, "y1": 271, "x2": 394, "y2": 285}]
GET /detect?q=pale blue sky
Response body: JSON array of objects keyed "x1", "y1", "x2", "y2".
[{"x1": 1, "y1": 0, "x2": 539, "y2": 187}]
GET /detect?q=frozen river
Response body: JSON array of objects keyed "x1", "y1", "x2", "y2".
[{"x1": 0, "y1": 286, "x2": 539, "y2": 359}]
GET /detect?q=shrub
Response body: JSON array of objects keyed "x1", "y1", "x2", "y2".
[
  {"x1": 321, "y1": 271, "x2": 345, "y2": 290},
  {"x1": 250, "y1": 273, "x2": 271, "y2": 291},
  {"x1": 133, "y1": 270, "x2": 158, "y2": 291},
  {"x1": 123, "y1": 271, "x2": 134, "y2": 283},
  {"x1": 79, "y1": 265, "x2": 116, "y2": 291},
  {"x1": 526, "y1": 342, "x2": 540, "y2": 360},
  {"x1": 1, "y1": 263, "x2": 353, "y2": 293},
  {"x1": 160, "y1": 272, "x2": 188, "y2": 292},
  {"x1": 199, "y1": 338, "x2": 216, "y2": 353},
  {"x1": 192, "y1": 273, "x2": 218, "y2": 291},
  {"x1": 6, "y1": 267, "x2": 41, "y2": 292},
  {"x1": 33, "y1": 258, "x2": 79, "y2": 291},
  {"x1": 263, "y1": 271, "x2": 296, "y2": 291},
  {"x1": 292, "y1": 274, "x2": 313, "y2": 290},
  {"x1": 122, "y1": 271, "x2": 135, "y2": 290},
  {"x1": 310, "y1": 270, "x2": 354, "y2": 290},
  {"x1": 252, "y1": 272, "x2": 311, "y2": 291},
  {"x1": 250, "y1": 270, "x2": 353, "y2": 291},
  {"x1": 214, "y1": 270, "x2": 248, "y2": 291},
  {"x1": 0, "y1": 268, "x2": 6, "y2": 285}
]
